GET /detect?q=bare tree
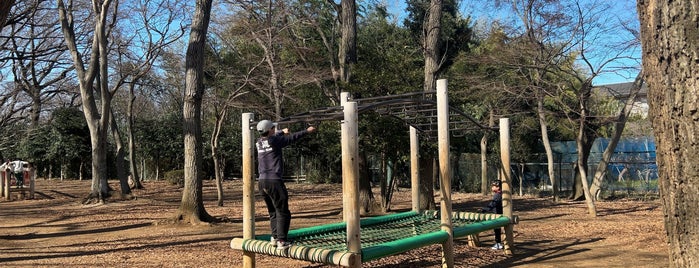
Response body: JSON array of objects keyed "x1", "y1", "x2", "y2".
[
  {"x1": 223, "y1": 0, "x2": 338, "y2": 118},
  {"x1": 638, "y1": 1, "x2": 699, "y2": 266},
  {"x1": 500, "y1": 0, "x2": 640, "y2": 211},
  {"x1": 202, "y1": 47, "x2": 256, "y2": 205},
  {"x1": 58, "y1": 0, "x2": 124, "y2": 203},
  {"x1": 57, "y1": 0, "x2": 179, "y2": 200},
  {"x1": 117, "y1": 0, "x2": 188, "y2": 189},
  {"x1": 558, "y1": 0, "x2": 641, "y2": 216},
  {"x1": 507, "y1": 0, "x2": 579, "y2": 203},
  {"x1": 226, "y1": 0, "x2": 288, "y2": 119},
  {"x1": 175, "y1": 0, "x2": 214, "y2": 224},
  {"x1": 0, "y1": 1, "x2": 76, "y2": 141},
  {"x1": 7, "y1": 1, "x2": 74, "y2": 127},
  {"x1": 588, "y1": 73, "x2": 643, "y2": 200},
  {"x1": 572, "y1": 78, "x2": 598, "y2": 215}
]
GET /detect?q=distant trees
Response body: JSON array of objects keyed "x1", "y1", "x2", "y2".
[
  {"x1": 0, "y1": 0, "x2": 77, "y2": 162},
  {"x1": 47, "y1": 107, "x2": 91, "y2": 180},
  {"x1": 466, "y1": 1, "x2": 641, "y2": 214},
  {"x1": 0, "y1": 0, "x2": 650, "y2": 225}
]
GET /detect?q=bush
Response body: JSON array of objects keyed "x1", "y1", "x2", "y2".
[
  {"x1": 304, "y1": 159, "x2": 341, "y2": 184},
  {"x1": 164, "y1": 169, "x2": 184, "y2": 187}
]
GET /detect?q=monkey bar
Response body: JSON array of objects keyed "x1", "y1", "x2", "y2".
[{"x1": 234, "y1": 79, "x2": 516, "y2": 267}]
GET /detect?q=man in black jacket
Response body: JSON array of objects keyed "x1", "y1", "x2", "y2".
[{"x1": 256, "y1": 120, "x2": 316, "y2": 250}]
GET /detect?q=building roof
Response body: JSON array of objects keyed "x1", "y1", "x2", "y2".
[{"x1": 593, "y1": 82, "x2": 647, "y2": 100}]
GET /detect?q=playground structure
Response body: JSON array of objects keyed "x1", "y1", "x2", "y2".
[
  {"x1": 0, "y1": 161, "x2": 36, "y2": 200},
  {"x1": 231, "y1": 80, "x2": 517, "y2": 267}
]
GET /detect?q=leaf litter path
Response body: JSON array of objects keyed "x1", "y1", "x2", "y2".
[{"x1": 0, "y1": 180, "x2": 667, "y2": 267}]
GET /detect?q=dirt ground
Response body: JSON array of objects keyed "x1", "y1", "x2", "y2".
[{"x1": 0, "y1": 179, "x2": 668, "y2": 268}]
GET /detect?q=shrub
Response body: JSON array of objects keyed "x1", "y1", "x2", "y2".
[{"x1": 164, "y1": 169, "x2": 184, "y2": 187}]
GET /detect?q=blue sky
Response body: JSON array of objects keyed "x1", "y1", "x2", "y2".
[{"x1": 386, "y1": 0, "x2": 641, "y2": 86}]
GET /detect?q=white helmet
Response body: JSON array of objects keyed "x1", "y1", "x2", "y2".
[{"x1": 256, "y1": 120, "x2": 277, "y2": 133}]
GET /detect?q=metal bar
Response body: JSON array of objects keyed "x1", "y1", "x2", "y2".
[
  {"x1": 360, "y1": 231, "x2": 449, "y2": 262},
  {"x1": 452, "y1": 217, "x2": 511, "y2": 238}
]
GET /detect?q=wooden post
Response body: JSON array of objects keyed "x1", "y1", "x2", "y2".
[
  {"x1": 340, "y1": 92, "x2": 350, "y2": 222},
  {"x1": 410, "y1": 126, "x2": 420, "y2": 212},
  {"x1": 499, "y1": 118, "x2": 515, "y2": 255},
  {"x1": 242, "y1": 113, "x2": 256, "y2": 268},
  {"x1": 342, "y1": 101, "x2": 361, "y2": 267},
  {"x1": 3, "y1": 170, "x2": 9, "y2": 201},
  {"x1": 27, "y1": 169, "x2": 35, "y2": 199},
  {"x1": 1, "y1": 170, "x2": 5, "y2": 199},
  {"x1": 437, "y1": 79, "x2": 454, "y2": 268}
]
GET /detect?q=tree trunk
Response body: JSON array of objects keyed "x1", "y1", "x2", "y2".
[
  {"x1": 110, "y1": 111, "x2": 131, "y2": 196},
  {"x1": 338, "y1": 0, "x2": 356, "y2": 83},
  {"x1": 589, "y1": 74, "x2": 643, "y2": 200},
  {"x1": 431, "y1": 156, "x2": 439, "y2": 189},
  {"x1": 216, "y1": 156, "x2": 225, "y2": 206},
  {"x1": 155, "y1": 157, "x2": 160, "y2": 181},
  {"x1": 380, "y1": 154, "x2": 394, "y2": 212},
  {"x1": 175, "y1": 0, "x2": 213, "y2": 224},
  {"x1": 538, "y1": 94, "x2": 559, "y2": 201},
  {"x1": 0, "y1": 0, "x2": 13, "y2": 28},
  {"x1": 419, "y1": 0, "x2": 441, "y2": 212},
  {"x1": 252, "y1": 29, "x2": 284, "y2": 118},
  {"x1": 211, "y1": 108, "x2": 227, "y2": 207},
  {"x1": 127, "y1": 83, "x2": 142, "y2": 189},
  {"x1": 451, "y1": 145, "x2": 462, "y2": 191},
  {"x1": 78, "y1": 161, "x2": 83, "y2": 181},
  {"x1": 638, "y1": 1, "x2": 699, "y2": 266},
  {"x1": 358, "y1": 151, "x2": 375, "y2": 215},
  {"x1": 418, "y1": 157, "x2": 436, "y2": 210},
  {"x1": 88, "y1": 126, "x2": 111, "y2": 203},
  {"x1": 480, "y1": 133, "x2": 488, "y2": 194},
  {"x1": 481, "y1": 110, "x2": 494, "y2": 195},
  {"x1": 574, "y1": 81, "x2": 597, "y2": 216},
  {"x1": 422, "y1": 0, "x2": 442, "y2": 92},
  {"x1": 29, "y1": 93, "x2": 41, "y2": 128}
]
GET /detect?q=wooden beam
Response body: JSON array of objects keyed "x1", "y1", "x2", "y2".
[
  {"x1": 342, "y1": 100, "x2": 361, "y2": 267},
  {"x1": 437, "y1": 79, "x2": 454, "y2": 267},
  {"x1": 242, "y1": 113, "x2": 255, "y2": 268}
]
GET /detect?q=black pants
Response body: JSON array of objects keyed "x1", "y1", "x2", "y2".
[
  {"x1": 14, "y1": 172, "x2": 23, "y2": 187},
  {"x1": 258, "y1": 179, "x2": 291, "y2": 241},
  {"x1": 494, "y1": 227, "x2": 502, "y2": 243}
]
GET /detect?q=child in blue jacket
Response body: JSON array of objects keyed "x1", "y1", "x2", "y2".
[{"x1": 482, "y1": 180, "x2": 503, "y2": 250}]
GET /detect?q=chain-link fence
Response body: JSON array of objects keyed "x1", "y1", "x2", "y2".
[{"x1": 454, "y1": 137, "x2": 659, "y2": 198}]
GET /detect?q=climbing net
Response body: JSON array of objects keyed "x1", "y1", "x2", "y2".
[
  {"x1": 232, "y1": 210, "x2": 509, "y2": 265},
  {"x1": 284, "y1": 211, "x2": 501, "y2": 250}
]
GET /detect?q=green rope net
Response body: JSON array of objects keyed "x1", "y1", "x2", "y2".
[
  {"x1": 285, "y1": 211, "x2": 495, "y2": 250},
  {"x1": 232, "y1": 210, "x2": 511, "y2": 266}
]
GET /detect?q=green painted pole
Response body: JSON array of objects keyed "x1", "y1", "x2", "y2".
[
  {"x1": 361, "y1": 231, "x2": 450, "y2": 262},
  {"x1": 256, "y1": 211, "x2": 420, "y2": 241},
  {"x1": 452, "y1": 217, "x2": 511, "y2": 238}
]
